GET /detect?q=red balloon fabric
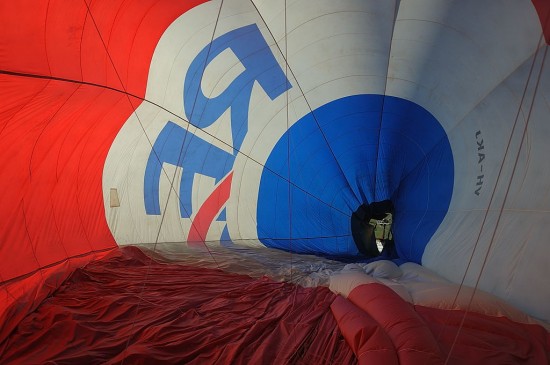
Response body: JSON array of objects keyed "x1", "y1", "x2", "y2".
[
  {"x1": 0, "y1": 246, "x2": 355, "y2": 365},
  {"x1": 0, "y1": 0, "x2": 205, "y2": 341},
  {"x1": 330, "y1": 295, "x2": 399, "y2": 365},
  {"x1": 332, "y1": 283, "x2": 550, "y2": 365}
]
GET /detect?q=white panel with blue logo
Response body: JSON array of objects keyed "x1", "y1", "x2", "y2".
[{"x1": 103, "y1": 0, "x2": 454, "y2": 266}]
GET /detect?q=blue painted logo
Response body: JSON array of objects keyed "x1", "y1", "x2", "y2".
[{"x1": 143, "y1": 24, "x2": 291, "y2": 240}]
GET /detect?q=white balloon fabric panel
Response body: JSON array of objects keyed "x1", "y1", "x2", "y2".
[
  {"x1": 102, "y1": 0, "x2": 550, "y2": 322},
  {"x1": 103, "y1": 0, "x2": 399, "y2": 249},
  {"x1": 103, "y1": 0, "x2": 292, "y2": 245},
  {"x1": 389, "y1": 0, "x2": 549, "y2": 322}
]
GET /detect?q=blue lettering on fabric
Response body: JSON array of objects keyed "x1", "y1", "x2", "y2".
[
  {"x1": 144, "y1": 121, "x2": 235, "y2": 217},
  {"x1": 184, "y1": 23, "x2": 291, "y2": 153},
  {"x1": 144, "y1": 24, "x2": 291, "y2": 219}
]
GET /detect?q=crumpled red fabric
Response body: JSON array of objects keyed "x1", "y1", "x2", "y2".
[
  {"x1": 0, "y1": 246, "x2": 355, "y2": 365},
  {"x1": 332, "y1": 283, "x2": 550, "y2": 365}
]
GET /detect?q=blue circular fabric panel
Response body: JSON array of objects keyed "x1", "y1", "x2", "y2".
[{"x1": 257, "y1": 94, "x2": 454, "y2": 263}]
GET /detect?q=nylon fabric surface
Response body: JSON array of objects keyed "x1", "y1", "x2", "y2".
[
  {"x1": 0, "y1": 246, "x2": 355, "y2": 365},
  {"x1": 332, "y1": 284, "x2": 550, "y2": 365},
  {"x1": 1, "y1": 0, "x2": 550, "y2": 363},
  {"x1": 0, "y1": 0, "x2": 206, "y2": 337}
]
